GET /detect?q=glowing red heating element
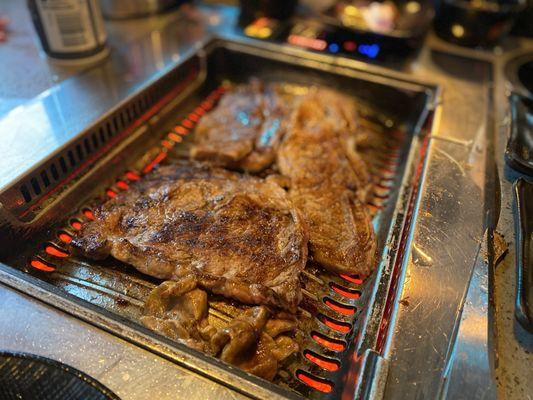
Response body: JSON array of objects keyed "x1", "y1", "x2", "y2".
[
  {"x1": 311, "y1": 332, "x2": 346, "y2": 352},
  {"x1": 319, "y1": 314, "x2": 351, "y2": 333},
  {"x1": 70, "y1": 220, "x2": 82, "y2": 230},
  {"x1": 188, "y1": 113, "x2": 200, "y2": 122},
  {"x1": 142, "y1": 151, "x2": 167, "y2": 174},
  {"x1": 182, "y1": 119, "x2": 194, "y2": 129},
  {"x1": 30, "y1": 259, "x2": 56, "y2": 272},
  {"x1": 324, "y1": 298, "x2": 356, "y2": 316},
  {"x1": 296, "y1": 370, "x2": 333, "y2": 393},
  {"x1": 207, "y1": 91, "x2": 221, "y2": 101},
  {"x1": 201, "y1": 100, "x2": 214, "y2": 110},
  {"x1": 161, "y1": 140, "x2": 174, "y2": 149},
  {"x1": 304, "y1": 351, "x2": 340, "y2": 372},
  {"x1": 288, "y1": 35, "x2": 328, "y2": 51},
  {"x1": 174, "y1": 126, "x2": 188, "y2": 135},
  {"x1": 330, "y1": 282, "x2": 361, "y2": 299},
  {"x1": 116, "y1": 181, "x2": 129, "y2": 190},
  {"x1": 45, "y1": 245, "x2": 68, "y2": 258},
  {"x1": 58, "y1": 232, "x2": 73, "y2": 244},
  {"x1": 83, "y1": 209, "x2": 95, "y2": 220},
  {"x1": 340, "y1": 274, "x2": 363, "y2": 284},
  {"x1": 194, "y1": 106, "x2": 206, "y2": 116},
  {"x1": 167, "y1": 133, "x2": 182, "y2": 142},
  {"x1": 125, "y1": 171, "x2": 140, "y2": 181}
]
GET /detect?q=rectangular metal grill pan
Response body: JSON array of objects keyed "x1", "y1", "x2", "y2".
[{"x1": 0, "y1": 39, "x2": 436, "y2": 399}]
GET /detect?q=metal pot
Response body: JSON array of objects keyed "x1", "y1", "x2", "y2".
[{"x1": 99, "y1": 0, "x2": 181, "y2": 19}]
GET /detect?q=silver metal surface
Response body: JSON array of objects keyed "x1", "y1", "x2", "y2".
[
  {"x1": 0, "y1": 2, "x2": 531, "y2": 399},
  {"x1": 441, "y1": 231, "x2": 497, "y2": 400},
  {"x1": 0, "y1": 282, "x2": 249, "y2": 400},
  {"x1": 0, "y1": 9, "x2": 209, "y2": 194},
  {"x1": 99, "y1": 0, "x2": 181, "y2": 19},
  {"x1": 381, "y1": 38, "x2": 494, "y2": 399}
]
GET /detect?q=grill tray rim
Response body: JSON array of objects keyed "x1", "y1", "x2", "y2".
[{"x1": 0, "y1": 38, "x2": 438, "y2": 400}]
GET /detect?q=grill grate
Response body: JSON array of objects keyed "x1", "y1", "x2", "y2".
[{"x1": 24, "y1": 84, "x2": 406, "y2": 398}]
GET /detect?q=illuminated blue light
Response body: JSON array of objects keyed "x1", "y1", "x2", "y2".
[
  {"x1": 358, "y1": 44, "x2": 380, "y2": 59},
  {"x1": 328, "y1": 43, "x2": 340, "y2": 53}
]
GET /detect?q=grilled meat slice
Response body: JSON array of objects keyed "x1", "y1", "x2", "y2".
[
  {"x1": 72, "y1": 164, "x2": 308, "y2": 311},
  {"x1": 211, "y1": 306, "x2": 289, "y2": 381},
  {"x1": 141, "y1": 278, "x2": 300, "y2": 381},
  {"x1": 285, "y1": 89, "x2": 372, "y2": 201},
  {"x1": 190, "y1": 80, "x2": 292, "y2": 172},
  {"x1": 278, "y1": 94, "x2": 376, "y2": 277},
  {"x1": 289, "y1": 187, "x2": 376, "y2": 277},
  {"x1": 141, "y1": 279, "x2": 217, "y2": 353}
]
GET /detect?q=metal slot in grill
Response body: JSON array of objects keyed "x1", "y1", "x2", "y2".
[{"x1": 0, "y1": 40, "x2": 436, "y2": 400}]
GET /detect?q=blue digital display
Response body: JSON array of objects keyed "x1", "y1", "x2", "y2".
[
  {"x1": 328, "y1": 43, "x2": 340, "y2": 53},
  {"x1": 358, "y1": 44, "x2": 380, "y2": 59}
]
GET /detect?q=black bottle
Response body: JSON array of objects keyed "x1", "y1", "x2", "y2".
[{"x1": 27, "y1": 0, "x2": 108, "y2": 61}]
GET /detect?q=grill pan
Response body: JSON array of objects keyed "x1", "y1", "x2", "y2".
[{"x1": 0, "y1": 39, "x2": 436, "y2": 399}]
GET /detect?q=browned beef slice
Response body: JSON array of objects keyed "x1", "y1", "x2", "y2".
[
  {"x1": 289, "y1": 187, "x2": 376, "y2": 277},
  {"x1": 277, "y1": 94, "x2": 376, "y2": 277},
  {"x1": 190, "y1": 79, "x2": 292, "y2": 172},
  {"x1": 72, "y1": 164, "x2": 308, "y2": 311},
  {"x1": 285, "y1": 89, "x2": 372, "y2": 198}
]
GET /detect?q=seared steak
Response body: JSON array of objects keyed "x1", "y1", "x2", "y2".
[
  {"x1": 141, "y1": 278, "x2": 299, "y2": 380},
  {"x1": 288, "y1": 186, "x2": 376, "y2": 277},
  {"x1": 278, "y1": 93, "x2": 376, "y2": 277},
  {"x1": 284, "y1": 88, "x2": 372, "y2": 200},
  {"x1": 190, "y1": 80, "x2": 292, "y2": 172},
  {"x1": 72, "y1": 164, "x2": 308, "y2": 311}
]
